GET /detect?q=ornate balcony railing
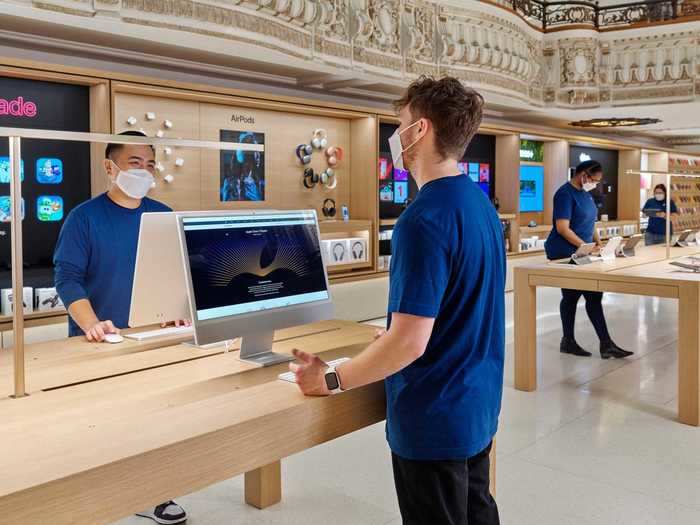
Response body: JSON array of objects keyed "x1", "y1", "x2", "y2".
[{"x1": 498, "y1": 0, "x2": 700, "y2": 30}]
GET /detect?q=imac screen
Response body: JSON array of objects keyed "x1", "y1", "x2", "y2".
[{"x1": 182, "y1": 212, "x2": 329, "y2": 321}]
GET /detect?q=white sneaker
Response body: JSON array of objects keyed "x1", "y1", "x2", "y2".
[{"x1": 136, "y1": 500, "x2": 187, "y2": 524}]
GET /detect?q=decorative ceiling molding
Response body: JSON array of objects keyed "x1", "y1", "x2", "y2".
[{"x1": 0, "y1": 0, "x2": 697, "y2": 137}]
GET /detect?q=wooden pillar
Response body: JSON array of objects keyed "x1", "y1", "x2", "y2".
[
  {"x1": 514, "y1": 268, "x2": 538, "y2": 391},
  {"x1": 678, "y1": 283, "x2": 700, "y2": 426},
  {"x1": 245, "y1": 460, "x2": 282, "y2": 509}
]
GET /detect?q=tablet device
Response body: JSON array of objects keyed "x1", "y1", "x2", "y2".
[
  {"x1": 643, "y1": 208, "x2": 665, "y2": 218},
  {"x1": 572, "y1": 242, "x2": 596, "y2": 259},
  {"x1": 616, "y1": 234, "x2": 643, "y2": 257},
  {"x1": 599, "y1": 236, "x2": 622, "y2": 260}
]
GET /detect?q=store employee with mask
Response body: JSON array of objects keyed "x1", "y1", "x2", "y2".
[
  {"x1": 54, "y1": 130, "x2": 188, "y2": 525},
  {"x1": 545, "y1": 160, "x2": 633, "y2": 360},
  {"x1": 642, "y1": 183, "x2": 678, "y2": 245}
]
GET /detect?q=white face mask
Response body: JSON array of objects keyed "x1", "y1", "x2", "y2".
[
  {"x1": 110, "y1": 161, "x2": 154, "y2": 199},
  {"x1": 582, "y1": 181, "x2": 598, "y2": 192},
  {"x1": 388, "y1": 120, "x2": 422, "y2": 172},
  {"x1": 655, "y1": 193, "x2": 665, "y2": 201}
]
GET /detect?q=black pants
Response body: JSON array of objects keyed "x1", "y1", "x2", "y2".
[
  {"x1": 392, "y1": 442, "x2": 499, "y2": 525},
  {"x1": 560, "y1": 288, "x2": 611, "y2": 342}
]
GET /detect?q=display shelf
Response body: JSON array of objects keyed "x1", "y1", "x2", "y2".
[
  {"x1": 668, "y1": 173, "x2": 700, "y2": 230},
  {"x1": 0, "y1": 309, "x2": 67, "y2": 331},
  {"x1": 319, "y1": 220, "x2": 372, "y2": 235},
  {"x1": 319, "y1": 220, "x2": 374, "y2": 278},
  {"x1": 379, "y1": 218, "x2": 398, "y2": 227}
]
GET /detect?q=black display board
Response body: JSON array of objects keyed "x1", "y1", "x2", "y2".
[
  {"x1": 569, "y1": 145, "x2": 619, "y2": 220},
  {"x1": 378, "y1": 123, "x2": 495, "y2": 219},
  {"x1": 0, "y1": 76, "x2": 91, "y2": 286}
]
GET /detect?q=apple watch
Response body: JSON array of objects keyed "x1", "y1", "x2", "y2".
[{"x1": 324, "y1": 365, "x2": 343, "y2": 394}]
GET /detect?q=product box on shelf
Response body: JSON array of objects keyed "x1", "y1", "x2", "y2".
[
  {"x1": 1, "y1": 287, "x2": 33, "y2": 316},
  {"x1": 328, "y1": 239, "x2": 350, "y2": 265},
  {"x1": 320, "y1": 239, "x2": 332, "y2": 266},
  {"x1": 35, "y1": 287, "x2": 64, "y2": 312},
  {"x1": 348, "y1": 238, "x2": 368, "y2": 263}
]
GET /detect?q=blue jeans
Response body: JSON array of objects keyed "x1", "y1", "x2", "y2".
[{"x1": 645, "y1": 232, "x2": 667, "y2": 246}]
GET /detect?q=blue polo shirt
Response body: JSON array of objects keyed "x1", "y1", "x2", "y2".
[
  {"x1": 545, "y1": 182, "x2": 597, "y2": 260},
  {"x1": 385, "y1": 174, "x2": 506, "y2": 461},
  {"x1": 54, "y1": 193, "x2": 171, "y2": 336},
  {"x1": 643, "y1": 197, "x2": 677, "y2": 235}
]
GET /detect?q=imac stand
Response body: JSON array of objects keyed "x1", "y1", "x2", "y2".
[{"x1": 239, "y1": 331, "x2": 294, "y2": 367}]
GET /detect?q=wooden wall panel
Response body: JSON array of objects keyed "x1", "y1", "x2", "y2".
[
  {"x1": 495, "y1": 134, "x2": 521, "y2": 215},
  {"x1": 112, "y1": 93, "x2": 201, "y2": 211},
  {"x1": 543, "y1": 140, "x2": 569, "y2": 226},
  {"x1": 618, "y1": 149, "x2": 642, "y2": 221},
  {"x1": 89, "y1": 82, "x2": 112, "y2": 197},
  {"x1": 648, "y1": 151, "x2": 670, "y2": 192},
  {"x1": 198, "y1": 103, "x2": 351, "y2": 217}
]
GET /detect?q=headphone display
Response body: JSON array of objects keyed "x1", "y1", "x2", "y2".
[
  {"x1": 322, "y1": 198, "x2": 336, "y2": 218},
  {"x1": 312, "y1": 129, "x2": 328, "y2": 150},
  {"x1": 320, "y1": 168, "x2": 337, "y2": 189},
  {"x1": 303, "y1": 168, "x2": 319, "y2": 189},
  {"x1": 332, "y1": 242, "x2": 346, "y2": 262},
  {"x1": 351, "y1": 240, "x2": 364, "y2": 260},
  {"x1": 296, "y1": 144, "x2": 313, "y2": 165},
  {"x1": 325, "y1": 146, "x2": 344, "y2": 167}
]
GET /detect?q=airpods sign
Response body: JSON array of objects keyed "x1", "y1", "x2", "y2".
[{"x1": 0, "y1": 96, "x2": 37, "y2": 118}]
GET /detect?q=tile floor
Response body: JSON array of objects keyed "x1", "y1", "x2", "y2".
[{"x1": 115, "y1": 288, "x2": 700, "y2": 525}]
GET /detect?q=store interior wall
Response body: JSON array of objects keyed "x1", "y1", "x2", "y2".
[{"x1": 569, "y1": 145, "x2": 620, "y2": 220}]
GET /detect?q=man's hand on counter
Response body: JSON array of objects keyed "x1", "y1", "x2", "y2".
[
  {"x1": 289, "y1": 348, "x2": 331, "y2": 396},
  {"x1": 84, "y1": 320, "x2": 119, "y2": 342}
]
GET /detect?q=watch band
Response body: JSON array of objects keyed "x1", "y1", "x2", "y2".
[{"x1": 324, "y1": 365, "x2": 343, "y2": 394}]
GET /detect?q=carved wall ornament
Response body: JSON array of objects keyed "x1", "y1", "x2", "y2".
[{"x1": 6, "y1": 0, "x2": 697, "y2": 111}]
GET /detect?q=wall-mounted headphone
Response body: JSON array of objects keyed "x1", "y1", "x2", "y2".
[
  {"x1": 320, "y1": 168, "x2": 337, "y2": 189},
  {"x1": 325, "y1": 146, "x2": 344, "y2": 167},
  {"x1": 322, "y1": 198, "x2": 336, "y2": 218},
  {"x1": 296, "y1": 144, "x2": 313, "y2": 165},
  {"x1": 311, "y1": 129, "x2": 328, "y2": 150},
  {"x1": 332, "y1": 242, "x2": 346, "y2": 262},
  {"x1": 236, "y1": 131, "x2": 257, "y2": 164},
  {"x1": 351, "y1": 241, "x2": 364, "y2": 260},
  {"x1": 303, "y1": 168, "x2": 319, "y2": 189}
]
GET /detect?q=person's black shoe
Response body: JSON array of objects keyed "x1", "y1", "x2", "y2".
[
  {"x1": 600, "y1": 340, "x2": 634, "y2": 360},
  {"x1": 560, "y1": 337, "x2": 592, "y2": 357},
  {"x1": 136, "y1": 501, "x2": 187, "y2": 524}
]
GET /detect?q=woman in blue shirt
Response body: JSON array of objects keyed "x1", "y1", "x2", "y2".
[
  {"x1": 643, "y1": 184, "x2": 678, "y2": 245},
  {"x1": 545, "y1": 160, "x2": 633, "y2": 360}
]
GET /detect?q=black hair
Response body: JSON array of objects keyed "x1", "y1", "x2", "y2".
[
  {"x1": 105, "y1": 130, "x2": 155, "y2": 160},
  {"x1": 575, "y1": 160, "x2": 603, "y2": 176},
  {"x1": 654, "y1": 183, "x2": 667, "y2": 194}
]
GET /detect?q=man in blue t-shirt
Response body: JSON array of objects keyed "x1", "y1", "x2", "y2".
[
  {"x1": 53, "y1": 131, "x2": 188, "y2": 525},
  {"x1": 291, "y1": 77, "x2": 504, "y2": 524}
]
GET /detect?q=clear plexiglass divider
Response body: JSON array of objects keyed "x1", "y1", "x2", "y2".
[{"x1": 0, "y1": 127, "x2": 263, "y2": 398}]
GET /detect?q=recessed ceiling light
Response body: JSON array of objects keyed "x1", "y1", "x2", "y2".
[{"x1": 570, "y1": 118, "x2": 662, "y2": 128}]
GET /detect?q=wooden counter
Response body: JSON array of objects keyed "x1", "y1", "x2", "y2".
[
  {"x1": 0, "y1": 320, "x2": 386, "y2": 524},
  {"x1": 0, "y1": 319, "x2": 497, "y2": 524},
  {"x1": 514, "y1": 244, "x2": 700, "y2": 426}
]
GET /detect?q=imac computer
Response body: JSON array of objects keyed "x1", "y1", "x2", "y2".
[
  {"x1": 178, "y1": 210, "x2": 334, "y2": 366},
  {"x1": 129, "y1": 212, "x2": 191, "y2": 328}
]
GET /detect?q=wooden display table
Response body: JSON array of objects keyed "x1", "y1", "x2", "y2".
[
  {"x1": 0, "y1": 320, "x2": 387, "y2": 524},
  {"x1": 514, "y1": 245, "x2": 700, "y2": 426},
  {"x1": 0, "y1": 319, "x2": 497, "y2": 524}
]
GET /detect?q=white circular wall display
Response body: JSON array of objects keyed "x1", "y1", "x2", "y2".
[
  {"x1": 163, "y1": 120, "x2": 173, "y2": 129},
  {"x1": 145, "y1": 112, "x2": 156, "y2": 121},
  {"x1": 126, "y1": 116, "x2": 138, "y2": 126}
]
